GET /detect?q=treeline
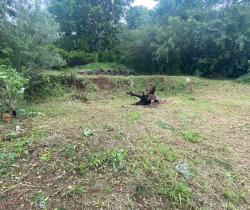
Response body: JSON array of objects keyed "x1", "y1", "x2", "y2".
[
  {"x1": 122, "y1": 0, "x2": 250, "y2": 78},
  {"x1": 1, "y1": 0, "x2": 250, "y2": 78}
]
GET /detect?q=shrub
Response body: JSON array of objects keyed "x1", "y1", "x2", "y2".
[
  {"x1": 236, "y1": 73, "x2": 250, "y2": 84},
  {"x1": 0, "y1": 65, "x2": 27, "y2": 112},
  {"x1": 99, "y1": 51, "x2": 119, "y2": 63},
  {"x1": 24, "y1": 74, "x2": 53, "y2": 102},
  {"x1": 59, "y1": 49, "x2": 98, "y2": 66}
]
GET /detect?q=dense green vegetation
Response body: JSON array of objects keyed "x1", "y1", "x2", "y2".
[{"x1": 1, "y1": 0, "x2": 250, "y2": 78}]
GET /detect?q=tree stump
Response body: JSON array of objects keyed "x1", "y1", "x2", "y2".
[{"x1": 127, "y1": 85, "x2": 162, "y2": 105}]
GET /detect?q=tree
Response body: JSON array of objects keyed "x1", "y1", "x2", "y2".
[
  {"x1": 126, "y1": 6, "x2": 152, "y2": 30},
  {"x1": 49, "y1": 0, "x2": 132, "y2": 57},
  {"x1": 0, "y1": 0, "x2": 65, "y2": 72},
  {"x1": 121, "y1": 0, "x2": 250, "y2": 78}
]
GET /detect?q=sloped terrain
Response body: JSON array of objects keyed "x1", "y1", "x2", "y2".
[{"x1": 0, "y1": 76, "x2": 249, "y2": 209}]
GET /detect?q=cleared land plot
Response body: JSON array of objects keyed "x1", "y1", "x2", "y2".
[{"x1": 0, "y1": 76, "x2": 249, "y2": 209}]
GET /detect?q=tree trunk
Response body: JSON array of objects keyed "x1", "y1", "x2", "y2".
[{"x1": 127, "y1": 85, "x2": 162, "y2": 105}]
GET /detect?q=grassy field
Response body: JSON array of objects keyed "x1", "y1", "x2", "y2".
[{"x1": 0, "y1": 76, "x2": 250, "y2": 209}]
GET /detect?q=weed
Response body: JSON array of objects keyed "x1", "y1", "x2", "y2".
[
  {"x1": 159, "y1": 181, "x2": 192, "y2": 206},
  {"x1": 182, "y1": 131, "x2": 202, "y2": 143},
  {"x1": 114, "y1": 129, "x2": 125, "y2": 140},
  {"x1": 63, "y1": 144, "x2": 77, "y2": 159},
  {"x1": 62, "y1": 185, "x2": 86, "y2": 198},
  {"x1": 82, "y1": 129, "x2": 94, "y2": 138},
  {"x1": 41, "y1": 151, "x2": 53, "y2": 162},
  {"x1": 222, "y1": 189, "x2": 245, "y2": 205},
  {"x1": 87, "y1": 149, "x2": 127, "y2": 173},
  {"x1": 110, "y1": 149, "x2": 127, "y2": 173},
  {"x1": 158, "y1": 121, "x2": 176, "y2": 131},
  {"x1": 0, "y1": 152, "x2": 17, "y2": 177},
  {"x1": 135, "y1": 184, "x2": 148, "y2": 196},
  {"x1": 14, "y1": 138, "x2": 30, "y2": 155},
  {"x1": 157, "y1": 145, "x2": 177, "y2": 162}
]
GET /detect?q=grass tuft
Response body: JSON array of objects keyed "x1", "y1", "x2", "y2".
[{"x1": 182, "y1": 131, "x2": 202, "y2": 143}]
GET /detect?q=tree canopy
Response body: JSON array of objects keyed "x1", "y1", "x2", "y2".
[{"x1": 0, "y1": 0, "x2": 250, "y2": 78}]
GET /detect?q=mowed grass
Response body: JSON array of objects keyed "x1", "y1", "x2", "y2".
[{"x1": 0, "y1": 76, "x2": 250, "y2": 209}]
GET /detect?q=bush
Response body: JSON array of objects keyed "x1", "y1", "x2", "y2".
[
  {"x1": 99, "y1": 51, "x2": 119, "y2": 63},
  {"x1": 59, "y1": 49, "x2": 98, "y2": 66},
  {"x1": 0, "y1": 65, "x2": 27, "y2": 112},
  {"x1": 236, "y1": 73, "x2": 250, "y2": 84},
  {"x1": 24, "y1": 74, "x2": 53, "y2": 102}
]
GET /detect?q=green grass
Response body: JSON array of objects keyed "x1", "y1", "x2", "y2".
[
  {"x1": 159, "y1": 181, "x2": 193, "y2": 205},
  {"x1": 182, "y1": 131, "x2": 202, "y2": 143},
  {"x1": 41, "y1": 151, "x2": 53, "y2": 162},
  {"x1": 1, "y1": 76, "x2": 249, "y2": 209},
  {"x1": 81, "y1": 62, "x2": 129, "y2": 71},
  {"x1": 60, "y1": 62, "x2": 130, "y2": 73}
]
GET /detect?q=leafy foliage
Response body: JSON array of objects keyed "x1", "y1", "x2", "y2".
[
  {"x1": 118, "y1": 0, "x2": 250, "y2": 78},
  {"x1": 0, "y1": 65, "x2": 27, "y2": 112},
  {"x1": 49, "y1": 0, "x2": 132, "y2": 55},
  {"x1": 24, "y1": 74, "x2": 54, "y2": 102},
  {"x1": 59, "y1": 49, "x2": 98, "y2": 66},
  {"x1": 0, "y1": 0, "x2": 65, "y2": 72},
  {"x1": 87, "y1": 149, "x2": 127, "y2": 173}
]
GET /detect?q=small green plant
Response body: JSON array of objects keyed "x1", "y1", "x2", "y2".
[
  {"x1": 82, "y1": 129, "x2": 94, "y2": 138},
  {"x1": 110, "y1": 149, "x2": 127, "y2": 173},
  {"x1": 222, "y1": 189, "x2": 245, "y2": 205},
  {"x1": 14, "y1": 138, "x2": 30, "y2": 156},
  {"x1": 0, "y1": 65, "x2": 27, "y2": 112},
  {"x1": 135, "y1": 184, "x2": 148, "y2": 196},
  {"x1": 88, "y1": 151, "x2": 110, "y2": 168},
  {"x1": 63, "y1": 144, "x2": 77, "y2": 159},
  {"x1": 87, "y1": 149, "x2": 127, "y2": 173},
  {"x1": 0, "y1": 152, "x2": 17, "y2": 177},
  {"x1": 158, "y1": 121, "x2": 176, "y2": 131},
  {"x1": 159, "y1": 146, "x2": 177, "y2": 162},
  {"x1": 182, "y1": 131, "x2": 202, "y2": 143},
  {"x1": 41, "y1": 151, "x2": 53, "y2": 162},
  {"x1": 62, "y1": 185, "x2": 86, "y2": 198},
  {"x1": 159, "y1": 181, "x2": 192, "y2": 205}
]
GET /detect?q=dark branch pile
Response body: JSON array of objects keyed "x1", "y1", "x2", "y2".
[{"x1": 127, "y1": 85, "x2": 162, "y2": 105}]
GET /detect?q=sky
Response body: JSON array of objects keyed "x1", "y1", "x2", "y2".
[{"x1": 132, "y1": 0, "x2": 157, "y2": 9}]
